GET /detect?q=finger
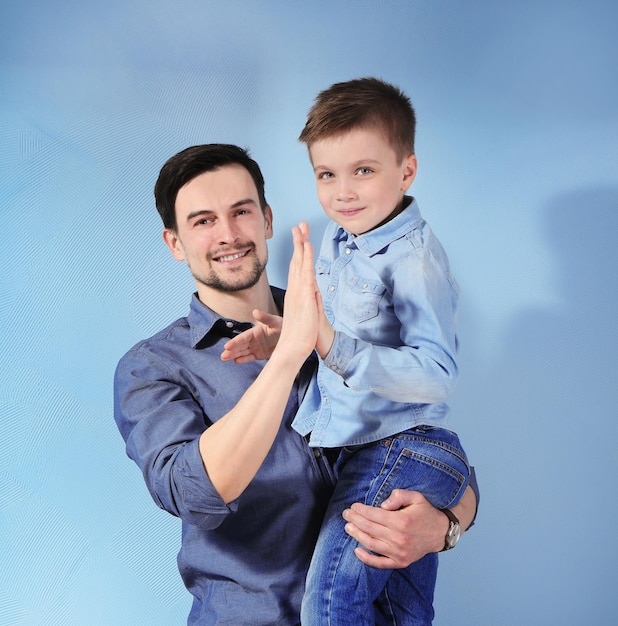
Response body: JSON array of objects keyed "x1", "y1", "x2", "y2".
[
  {"x1": 233, "y1": 354, "x2": 258, "y2": 364},
  {"x1": 253, "y1": 310, "x2": 282, "y2": 329},
  {"x1": 347, "y1": 502, "x2": 392, "y2": 524},
  {"x1": 221, "y1": 335, "x2": 249, "y2": 360},
  {"x1": 344, "y1": 516, "x2": 411, "y2": 569},
  {"x1": 221, "y1": 347, "x2": 244, "y2": 362},
  {"x1": 302, "y1": 240, "x2": 314, "y2": 276},
  {"x1": 289, "y1": 226, "x2": 305, "y2": 271},
  {"x1": 223, "y1": 336, "x2": 248, "y2": 351},
  {"x1": 343, "y1": 508, "x2": 390, "y2": 548},
  {"x1": 352, "y1": 546, "x2": 398, "y2": 570},
  {"x1": 380, "y1": 489, "x2": 427, "y2": 511},
  {"x1": 343, "y1": 520, "x2": 398, "y2": 565}
]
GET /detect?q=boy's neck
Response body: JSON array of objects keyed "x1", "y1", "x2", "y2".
[{"x1": 356, "y1": 195, "x2": 411, "y2": 236}]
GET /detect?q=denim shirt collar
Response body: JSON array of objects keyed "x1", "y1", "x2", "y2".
[
  {"x1": 187, "y1": 287, "x2": 285, "y2": 348},
  {"x1": 334, "y1": 196, "x2": 423, "y2": 256}
]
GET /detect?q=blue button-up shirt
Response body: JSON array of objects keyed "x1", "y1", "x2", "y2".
[
  {"x1": 293, "y1": 197, "x2": 460, "y2": 447},
  {"x1": 114, "y1": 289, "x2": 335, "y2": 625}
]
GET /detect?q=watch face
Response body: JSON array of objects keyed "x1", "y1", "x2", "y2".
[{"x1": 446, "y1": 523, "x2": 461, "y2": 548}]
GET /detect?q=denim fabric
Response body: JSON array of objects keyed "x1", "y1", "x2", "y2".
[
  {"x1": 293, "y1": 197, "x2": 460, "y2": 447},
  {"x1": 301, "y1": 426, "x2": 469, "y2": 626},
  {"x1": 114, "y1": 290, "x2": 335, "y2": 625}
]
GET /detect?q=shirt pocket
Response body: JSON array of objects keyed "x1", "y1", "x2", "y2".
[
  {"x1": 346, "y1": 276, "x2": 386, "y2": 323},
  {"x1": 315, "y1": 256, "x2": 332, "y2": 297}
]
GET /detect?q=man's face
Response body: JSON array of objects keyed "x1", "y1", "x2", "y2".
[
  {"x1": 163, "y1": 164, "x2": 273, "y2": 296},
  {"x1": 308, "y1": 126, "x2": 417, "y2": 236}
]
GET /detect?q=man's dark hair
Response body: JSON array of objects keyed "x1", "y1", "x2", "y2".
[
  {"x1": 154, "y1": 144, "x2": 268, "y2": 231},
  {"x1": 299, "y1": 77, "x2": 416, "y2": 162}
]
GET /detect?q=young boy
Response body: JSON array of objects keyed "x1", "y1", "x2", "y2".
[
  {"x1": 291, "y1": 77, "x2": 470, "y2": 625},
  {"x1": 222, "y1": 77, "x2": 471, "y2": 624}
]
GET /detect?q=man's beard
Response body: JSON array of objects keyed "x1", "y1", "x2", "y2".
[{"x1": 192, "y1": 246, "x2": 268, "y2": 293}]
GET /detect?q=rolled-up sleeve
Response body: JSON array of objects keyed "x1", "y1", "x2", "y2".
[{"x1": 114, "y1": 346, "x2": 236, "y2": 529}]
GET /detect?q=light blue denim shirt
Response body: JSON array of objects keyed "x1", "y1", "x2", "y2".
[{"x1": 292, "y1": 197, "x2": 459, "y2": 447}]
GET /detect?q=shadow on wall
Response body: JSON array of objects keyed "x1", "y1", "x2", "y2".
[{"x1": 464, "y1": 186, "x2": 618, "y2": 623}]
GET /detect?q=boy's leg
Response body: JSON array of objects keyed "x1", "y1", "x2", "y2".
[
  {"x1": 374, "y1": 554, "x2": 438, "y2": 626},
  {"x1": 301, "y1": 444, "x2": 395, "y2": 626},
  {"x1": 302, "y1": 428, "x2": 469, "y2": 626},
  {"x1": 372, "y1": 426, "x2": 469, "y2": 625}
]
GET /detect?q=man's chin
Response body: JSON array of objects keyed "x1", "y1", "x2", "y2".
[{"x1": 194, "y1": 266, "x2": 265, "y2": 293}]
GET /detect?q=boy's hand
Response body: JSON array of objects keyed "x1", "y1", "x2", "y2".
[{"x1": 221, "y1": 310, "x2": 282, "y2": 363}]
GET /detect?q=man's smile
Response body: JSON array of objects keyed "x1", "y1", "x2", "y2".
[
  {"x1": 209, "y1": 243, "x2": 255, "y2": 264},
  {"x1": 215, "y1": 250, "x2": 249, "y2": 263}
]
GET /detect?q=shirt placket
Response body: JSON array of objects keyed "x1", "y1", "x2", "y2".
[{"x1": 314, "y1": 238, "x2": 355, "y2": 441}]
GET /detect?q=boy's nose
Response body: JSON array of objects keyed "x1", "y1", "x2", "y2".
[{"x1": 336, "y1": 178, "x2": 357, "y2": 201}]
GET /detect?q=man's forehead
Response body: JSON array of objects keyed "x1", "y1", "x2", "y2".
[{"x1": 177, "y1": 164, "x2": 259, "y2": 210}]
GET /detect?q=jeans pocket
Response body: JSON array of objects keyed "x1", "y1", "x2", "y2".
[{"x1": 370, "y1": 441, "x2": 469, "y2": 510}]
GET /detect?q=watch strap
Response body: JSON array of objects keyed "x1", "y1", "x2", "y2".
[
  {"x1": 439, "y1": 508, "x2": 459, "y2": 526},
  {"x1": 439, "y1": 508, "x2": 460, "y2": 551}
]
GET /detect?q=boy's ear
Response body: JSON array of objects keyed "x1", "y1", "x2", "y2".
[
  {"x1": 401, "y1": 154, "x2": 418, "y2": 191},
  {"x1": 163, "y1": 228, "x2": 186, "y2": 261}
]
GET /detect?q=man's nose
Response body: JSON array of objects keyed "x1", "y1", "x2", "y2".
[{"x1": 216, "y1": 219, "x2": 241, "y2": 244}]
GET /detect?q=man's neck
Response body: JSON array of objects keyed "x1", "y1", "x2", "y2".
[{"x1": 195, "y1": 273, "x2": 279, "y2": 323}]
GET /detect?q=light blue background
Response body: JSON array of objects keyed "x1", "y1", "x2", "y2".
[{"x1": 1, "y1": 1, "x2": 617, "y2": 624}]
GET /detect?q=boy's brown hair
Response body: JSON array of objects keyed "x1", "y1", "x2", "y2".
[{"x1": 298, "y1": 77, "x2": 416, "y2": 162}]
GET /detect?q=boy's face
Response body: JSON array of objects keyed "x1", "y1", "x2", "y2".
[{"x1": 308, "y1": 127, "x2": 417, "y2": 236}]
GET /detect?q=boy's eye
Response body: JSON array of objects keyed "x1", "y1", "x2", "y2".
[
  {"x1": 357, "y1": 167, "x2": 373, "y2": 176},
  {"x1": 317, "y1": 171, "x2": 334, "y2": 180}
]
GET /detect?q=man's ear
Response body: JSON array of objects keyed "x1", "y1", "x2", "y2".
[
  {"x1": 263, "y1": 205, "x2": 274, "y2": 240},
  {"x1": 162, "y1": 228, "x2": 186, "y2": 261},
  {"x1": 401, "y1": 154, "x2": 418, "y2": 192}
]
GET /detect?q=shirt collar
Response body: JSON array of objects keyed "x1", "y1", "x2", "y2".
[
  {"x1": 333, "y1": 196, "x2": 423, "y2": 256},
  {"x1": 187, "y1": 287, "x2": 285, "y2": 349}
]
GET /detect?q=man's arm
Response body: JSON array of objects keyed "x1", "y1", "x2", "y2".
[
  {"x1": 115, "y1": 225, "x2": 320, "y2": 521},
  {"x1": 342, "y1": 483, "x2": 477, "y2": 568},
  {"x1": 199, "y1": 223, "x2": 319, "y2": 503}
]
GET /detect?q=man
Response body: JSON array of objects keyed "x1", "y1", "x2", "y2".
[{"x1": 114, "y1": 144, "x2": 477, "y2": 625}]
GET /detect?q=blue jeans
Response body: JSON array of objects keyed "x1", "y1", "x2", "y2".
[{"x1": 300, "y1": 426, "x2": 469, "y2": 626}]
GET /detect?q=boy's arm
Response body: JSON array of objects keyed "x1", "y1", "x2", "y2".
[{"x1": 321, "y1": 247, "x2": 459, "y2": 404}]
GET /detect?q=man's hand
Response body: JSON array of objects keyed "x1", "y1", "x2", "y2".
[
  {"x1": 342, "y1": 490, "x2": 448, "y2": 569},
  {"x1": 343, "y1": 484, "x2": 476, "y2": 568},
  {"x1": 221, "y1": 310, "x2": 282, "y2": 363},
  {"x1": 275, "y1": 221, "x2": 320, "y2": 359}
]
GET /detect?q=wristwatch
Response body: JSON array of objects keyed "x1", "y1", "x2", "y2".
[{"x1": 439, "y1": 508, "x2": 461, "y2": 551}]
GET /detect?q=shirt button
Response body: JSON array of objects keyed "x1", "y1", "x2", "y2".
[
  {"x1": 313, "y1": 449, "x2": 321, "y2": 458},
  {"x1": 329, "y1": 285, "x2": 335, "y2": 292},
  {"x1": 345, "y1": 248, "x2": 351, "y2": 255},
  {"x1": 225, "y1": 321, "x2": 234, "y2": 329}
]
